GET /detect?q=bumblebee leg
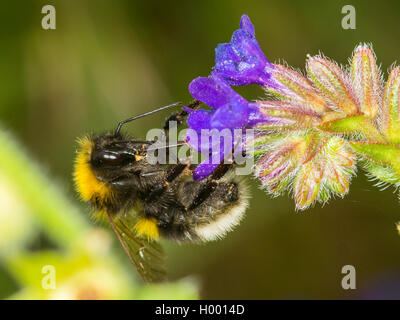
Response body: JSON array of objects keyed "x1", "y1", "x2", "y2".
[
  {"x1": 187, "y1": 127, "x2": 244, "y2": 211},
  {"x1": 144, "y1": 163, "x2": 190, "y2": 202},
  {"x1": 163, "y1": 100, "x2": 201, "y2": 133},
  {"x1": 187, "y1": 129, "x2": 245, "y2": 212},
  {"x1": 188, "y1": 162, "x2": 233, "y2": 211}
]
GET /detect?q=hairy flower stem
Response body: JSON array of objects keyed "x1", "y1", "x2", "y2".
[{"x1": 319, "y1": 115, "x2": 387, "y2": 143}]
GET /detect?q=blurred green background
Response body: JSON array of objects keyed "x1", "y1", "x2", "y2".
[{"x1": 1, "y1": 0, "x2": 400, "y2": 299}]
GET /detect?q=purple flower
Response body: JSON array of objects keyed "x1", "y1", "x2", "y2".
[
  {"x1": 188, "y1": 74, "x2": 250, "y2": 131},
  {"x1": 213, "y1": 15, "x2": 273, "y2": 86},
  {"x1": 187, "y1": 75, "x2": 276, "y2": 181},
  {"x1": 184, "y1": 15, "x2": 282, "y2": 181}
]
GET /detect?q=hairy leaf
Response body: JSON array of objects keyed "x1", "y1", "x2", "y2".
[
  {"x1": 350, "y1": 142, "x2": 400, "y2": 178},
  {"x1": 265, "y1": 64, "x2": 329, "y2": 114},
  {"x1": 307, "y1": 55, "x2": 359, "y2": 115},
  {"x1": 351, "y1": 44, "x2": 382, "y2": 119},
  {"x1": 381, "y1": 66, "x2": 400, "y2": 143}
]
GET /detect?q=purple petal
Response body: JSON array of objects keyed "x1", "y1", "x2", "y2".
[
  {"x1": 189, "y1": 74, "x2": 251, "y2": 130},
  {"x1": 187, "y1": 128, "x2": 233, "y2": 155},
  {"x1": 186, "y1": 126, "x2": 223, "y2": 154},
  {"x1": 215, "y1": 43, "x2": 240, "y2": 64},
  {"x1": 193, "y1": 147, "x2": 227, "y2": 181},
  {"x1": 190, "y1": 127, "x2": 244, "y2": 179},
  {"x1": 187, "y1": 109, "x2": 211, "y2": 131},
  {"x1": 189, "y1": 75, "x2": 250, "y2": 116},
  {"x1": 186, "y1": 126, "x2": 212, "y2": 154},
  {"x1": 211, "y1": 103, "x2": 249, "y2": 129},
  {"x1": 212, "y1": 16, "x2": 273, "y2": 86},
  {"x1": 240, "y1": 14, "x2": 255, "y2": 37},
  {"x1": 193, "y1": 162, "x2": 220, "y2": 181},
  {"x1": 189, "y1": 77, "x2": 229, "y2": 108}
]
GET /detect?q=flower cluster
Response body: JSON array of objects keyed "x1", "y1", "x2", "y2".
[
  {"x1": 256, "y1": 44, "x2": 400, "y2": 208},
  {"x1": 186, "y1": 14, "x2": 400, "y2": 210}
]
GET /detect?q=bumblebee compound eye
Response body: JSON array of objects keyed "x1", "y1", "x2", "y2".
[{"x1": 91, "y1": 150, "x2": 127, "y2": 167}]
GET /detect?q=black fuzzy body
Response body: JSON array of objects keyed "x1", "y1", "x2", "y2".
[{"x1": 88, "y1": 133, "x2": 245, "y2": 242}]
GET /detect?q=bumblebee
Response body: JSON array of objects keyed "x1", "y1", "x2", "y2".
[{"x1": 73, "y1": 102, "x2": 249, "y2": 282}]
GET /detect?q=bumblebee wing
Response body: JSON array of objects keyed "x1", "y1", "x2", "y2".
[{"x1": 105, "y1": 211, "x2": 167, "y2": 283}]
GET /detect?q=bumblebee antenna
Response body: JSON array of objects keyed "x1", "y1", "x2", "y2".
[{"x1": 115, "y1": 102, "x2": 183, "y2": 136}]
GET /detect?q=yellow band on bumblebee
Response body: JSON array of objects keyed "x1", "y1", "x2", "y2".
[
  {"x1": 73, "y1": 136, "x2": 114, "y2": 204},
  {"x1": 134, "y1": 217, "x2": 160, "y2": 240}
]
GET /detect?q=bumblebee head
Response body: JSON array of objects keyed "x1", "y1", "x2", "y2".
[
  {"x1": 73, "y1": 102, "x2": 184, "y2": 211},
  {"x1": 73, "y1": 133, "x2": 147, "y2": 210}
]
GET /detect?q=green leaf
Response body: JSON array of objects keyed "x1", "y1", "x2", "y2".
[
  {"x1": 350, "y1": 142, "x2": 400, "y2": 177},
  {"x1": 361, "y1": 160, "x2": 400, "y2": 185},
  {"x1": 293, "y1": 136, "x2": 355, "y2": 210},
  {"x1": 306, "y1": 55, "x2": 359, "y2": 115},
  {"x1": 381, "y1": 66, "x2": 400, "y2": 143},
  {"x1": 294, "y1": 160, "x2": 323, "y2": 210}
]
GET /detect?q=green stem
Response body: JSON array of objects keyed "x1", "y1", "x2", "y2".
[{"x1": 319, "y1": 115, "x2": 387, "y2": 143}]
